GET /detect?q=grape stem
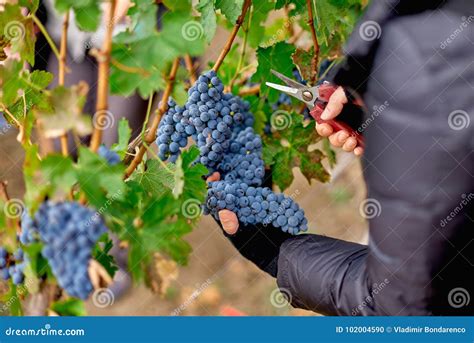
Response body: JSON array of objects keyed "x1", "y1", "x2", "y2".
[
  {"x1": 59, "y1": 12, "x2": 70, "y2": 157},
  {"x1": 89, "y1": 0, "x2": 117, "y2": 152},
  {"x1": 31, "y1": 14, "x2": 60, "y2": 61},
  {"x1": 111, "y1": 58, "x2": 151, "y2": 77},
  {"x1": 184, "y1": 54, "x2": 197, "y2": 83},
  {"x1": 228, "y1": 4, "x2": 252, "y2": 91},
  {"x1": 212, "y1": 0, "x2": 252, "y2": 73},
  {"x1": 306, "y1": 0, "x2": 320, "y2": 84},
  {"x1": 124, "y1": 58, "x2": 180, "y2": 179}
]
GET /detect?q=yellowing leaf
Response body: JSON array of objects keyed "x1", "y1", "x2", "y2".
[{"x1": 35, "y1": 82, "x2": 92, "y2": 138}]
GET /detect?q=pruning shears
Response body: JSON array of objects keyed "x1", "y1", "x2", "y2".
[{"x1": 266, "y1": 69, "x2": 365, "y2": 149}]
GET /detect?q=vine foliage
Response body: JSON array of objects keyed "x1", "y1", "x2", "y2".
[{"x1": 0, "y1": 0, "x2": 364, "y2": 315}]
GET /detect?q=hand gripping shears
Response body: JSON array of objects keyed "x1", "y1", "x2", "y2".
[{"x1": 266, "y1": 69, "x2": 365, "y2": 148}]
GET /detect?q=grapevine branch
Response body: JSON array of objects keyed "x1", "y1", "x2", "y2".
[
  {"x1": 306, "y1": 0, "x2": 320, "y2": 84},
  {"x1": 89, "y1": 0, "x2": 117, "y2": 152},
  {"x1": 184, "y1": 54, "x2": 197, "y2": 83},
  {"x1": 0, "y1": 181, "x2": 10, "y2": 202},
  {"x1": 212, "y1": 0, "x2": 252, "y2": 72},
  {"x1": 59, "y1": 12, "x2": 70, "y2": 156},
  {"x1": 124, "y1": 58, "x2": 180, "y2": 178},
  {"x1": 238, "y1": 84, "x2": 260, "y2": 96}
]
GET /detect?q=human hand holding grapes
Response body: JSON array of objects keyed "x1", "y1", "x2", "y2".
[
  {"x1": 207, "y1": 172, "x2": 239, "y2": 235},
  {"x1": 315, "y1": 87, "x2": 364, "y2": 156}
]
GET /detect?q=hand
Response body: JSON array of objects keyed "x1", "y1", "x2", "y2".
[
  {"x1": 206, "y1": 172, "x2": 239, "y2": 235},
  {"x1": 315, "y1": 86, "x2": 364, "y2": 156},
  {"x1": 206, "y1": 171, "x2": 293, "y2": 278}
]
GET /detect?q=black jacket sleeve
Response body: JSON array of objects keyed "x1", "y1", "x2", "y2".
[{"x1": 276, "y1": 0, "x2": 474, "y2": 316}]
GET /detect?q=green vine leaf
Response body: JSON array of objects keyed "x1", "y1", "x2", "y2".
[
  {"x1": 93, "y1": 235, "x2": 119, "y2": 278},
  {"x1": 55, "y1": 0, "x2": 101, "y2": 31},
  {"x1": 253, "y1": 41, "x2": 295, "y2": 103},
  {"x1": 111, "y1": 4, "x2": 204, "y2": 97},
  {"x1": 196, "y1": 0, "x2": 217, "y2": 43},
  {"x1": 246, "y1": 0, "x2": 273, "y2": 48},
  {"x1": 0, "y1": 4, "x2": 36, "y2": 64},
  {"x1": 111, "y1": 118, "x2": 132, "y2": 158},
  {"x1": 215, "y1": 0, "x2": 243, "y2": 23},
  {"x1": 76, "y1": 147, "x2": 125, "y2": 208},
  {"x1": 264, "y1": 112, "x2": 330, "y2": 190}
]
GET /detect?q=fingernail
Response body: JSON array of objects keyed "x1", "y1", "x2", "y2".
[
  {"x1": 320, "y1": 127, "x2": 329, "y2": 135},
  {"x1": 338, "y1": 131, "x2": 349, "y2": 142},
  {"x1": 321, "y1": 110, "x2": 330, "y2": 120}
]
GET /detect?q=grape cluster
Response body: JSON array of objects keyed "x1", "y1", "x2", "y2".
[
  {"x1": 157, "y1": 100, "x2": 189, "y2": 163},
  {"x1": 21, "y1": 201, "x2": 107, "y2": 299},
  {"x1": 204, "y1": 181, "x2": 308, "y2": 234},
  {"x1": 98, "y1": 145, "x2": 121, "y2": 165},
  {"x1": 157, "y1": 70, "x2": 253, "y2": 169},
  {"x1": 0, "y1": 247, "x2": 25, "y2": 285},
  {"x1": 155, "y1": 70, "x2": 308, "y2": 234},
  {"x1": 215, "y1": 127, "x2": 264, "y2": 186}
]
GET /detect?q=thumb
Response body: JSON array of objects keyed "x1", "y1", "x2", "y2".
[
  {"x1": 218, "y1": 210, "x2": 239, "y2": 235},
  {"x1": 320, "y1": 87, "x2": 347, "y2": 120}
]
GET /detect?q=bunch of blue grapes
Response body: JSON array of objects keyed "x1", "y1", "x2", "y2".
[
  {"x1": 0, "y1": 247, "x2": 26, "y2": 285},
  {"x1": 21, "y1": 201, "x2": 107, "y2": 299},
  {"x1": 204, "y1": 181, "x2": 308, "y2": 234},
  {"x1": 98, "y1": 145, "x2": 121, "y2": 165},
  {"x1": 157, "y1": 100, "x2": 189, "y2": 163},
  {"x1": 157, "y1": 70, "x2": 253, "y2": 169},
  {"x1": 155, "y1": 70, "x2": 308, "y2": 234},
  {"x1": 214, "y1": 127, "x2": 264, "y2": 186}
]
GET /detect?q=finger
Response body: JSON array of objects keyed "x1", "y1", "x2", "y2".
[
  {"x1": 328, "y1": 132, "x2": 342, "y2": 147},
  {"x1": 337, "y1": 130, "x2": 349, "y2": 145},
  {"x1": 218, "y1": 210, "x2": 239, "y2": 235},
  {"x1": 354, "y1": 147, "x2": 364, "y2": 156},
  {"x1": 206, "y1": 172, "x2": 221, "y2": 182},
  {"x1": 316, "y1": 123, "x2": 333, "y2": 137},
  {"x1": 342, "y1": 137, "x2": 357, "y2": 152},
  {"x1": 321, "y1": 87, "x2": 347, "y2": 120}
]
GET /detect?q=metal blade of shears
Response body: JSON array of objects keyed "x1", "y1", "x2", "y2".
[{"x1": 269, "y1": 69, "x2": 305, "y2": 89}]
